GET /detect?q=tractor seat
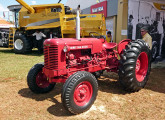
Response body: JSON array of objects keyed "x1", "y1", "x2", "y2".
[{"x1": 103, "y1": 42, "x2": 117, "y2": 49}]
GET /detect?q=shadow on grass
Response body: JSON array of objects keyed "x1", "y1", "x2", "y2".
[
  {"x1": 0, "y1": 48, "x2": 43, "y2": 56},
  {"x1": 18, "y1": 83, "x2": 72, "y2": 117}
]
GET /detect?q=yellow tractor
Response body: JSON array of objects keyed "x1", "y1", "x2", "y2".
[{"x1": 8, "y1": 0, "x2": 106, "y2": 54}]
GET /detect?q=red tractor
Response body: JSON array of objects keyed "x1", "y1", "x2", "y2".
[{"x1": 27, "y1": 37, "x2": 151, "y2": 114}]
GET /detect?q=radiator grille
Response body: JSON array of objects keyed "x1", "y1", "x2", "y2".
[{"x1": 44, "y1": 45, "x2": 58, "y2": 70}]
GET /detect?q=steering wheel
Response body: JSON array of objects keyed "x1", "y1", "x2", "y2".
[
  {"x1": 89, "y1": 32, "x2": 106, "y2": 43},
  {"x1": 89, "y1": 32, "x2": 105, "y2": 39}
]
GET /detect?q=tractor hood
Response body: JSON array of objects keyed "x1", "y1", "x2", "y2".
[{"x1": 44, "y1": 38, "x2": 104, "y2": 54}]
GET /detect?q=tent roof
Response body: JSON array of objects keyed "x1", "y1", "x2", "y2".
[{"x1": 0, "y1": 18, "x2": 14, "y2": 28}]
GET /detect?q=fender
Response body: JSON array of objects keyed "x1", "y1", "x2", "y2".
[{"x1": 117, "y1": 39, "x2": 132, "y2": 56}]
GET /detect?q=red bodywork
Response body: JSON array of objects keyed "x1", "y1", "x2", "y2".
[{"x1": 43, "y1": 38, "x2": 131, "y2": 83}]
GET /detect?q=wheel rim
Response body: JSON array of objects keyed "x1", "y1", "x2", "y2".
[
  {"x1": 152, "y1": 46, "x2": 157, "y2": 59},
  {"x1": 135, "y1": 52, "x2": 148, "y2": 82},
  {"x1": 36, "y1": 71, "x2": 50, "y2": 88},
  {"x1": 14, "y1": 39, "x2": 23, "y2": 50},
  {"x1": 74, "y1": 81, "x2": 93, "y2": 106}
]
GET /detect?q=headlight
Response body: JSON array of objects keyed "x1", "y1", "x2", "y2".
[{"x1": 63, "y1": 46, "x2": 68, "y2": 52}]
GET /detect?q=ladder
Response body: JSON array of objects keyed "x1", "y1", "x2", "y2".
[{"x1": 8, "y1": 28, "x2": 15, "y2": 49}]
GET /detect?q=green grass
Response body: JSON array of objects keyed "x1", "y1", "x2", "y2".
[{"x1": 0, "y1": 48, "x2": 44, "y2": 82}]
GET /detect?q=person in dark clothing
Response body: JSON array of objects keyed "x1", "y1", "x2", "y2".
[
  {"x1": 0, "y1": 32, "x2": 2, "y2": 40},
  {"x1": 128, "y1": 15, "x2": 134, "y2": 40},
  {"x1": 47, "y1": 31, "x2": 56, "y2": 39}
]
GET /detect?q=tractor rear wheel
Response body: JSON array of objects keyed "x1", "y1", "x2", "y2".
[
  {"x1": 119, "y1": 39, "x2": 151, "y2": 92},
  {"x1": 27, "y1": 63, "x2": 55, "y2": 94},
  {"x1": 62, "y1": 71, "x2": 98, "y2": 114},
  {"x1": 14, "y1": 35, "x2": 32, "y2": 54}
]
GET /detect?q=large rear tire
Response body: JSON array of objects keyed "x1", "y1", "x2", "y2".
[
  {"x1": 14, "y1": 35, "x2": 32, "y2": 54},
  {"x1": 27, "y1": 63, "x2": 55, "y2": 94},
  {"x1": 119, "y1": 39, "x2": 151, "y2": 92},
  {"x1": 62, "y1": 71, "x2": 98, "y2": 114}
]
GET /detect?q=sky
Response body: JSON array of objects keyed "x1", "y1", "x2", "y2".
[{"x1": 0, "y1": 0, "x2": 67, "y2": 20}]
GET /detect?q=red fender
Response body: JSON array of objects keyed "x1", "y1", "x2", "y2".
[{"x1": 117, "y1": 39, "x2": 132, "y2": 56}]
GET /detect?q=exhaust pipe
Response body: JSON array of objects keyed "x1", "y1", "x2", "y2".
[{"x1": 76, "y1": 9, "x2": 80, "y2": 41}]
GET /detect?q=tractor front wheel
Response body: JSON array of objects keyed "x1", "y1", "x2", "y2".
[
  {"x1": 27, "y1": 63, "x2": 55, "y2": 94},
  {"x1": 62, "y1": 71, "x2": 98, "y2": 114},
  {"x1": 119, "y1": 39, "x2": 151, "y2": 92}
]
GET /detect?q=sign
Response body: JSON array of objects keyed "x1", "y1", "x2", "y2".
[
  {"x1": 91, "y1": 1, "x2": 107, "y2": 17},
  {"x1": 92, "y1": 6, "x2": 104, "y2": 13},
  {"x1": 121, "y1": 30, "x2": 127, "y2": 36},
  {"x1": 69, "y1": 45, "x2": 89, "y2": 50}
]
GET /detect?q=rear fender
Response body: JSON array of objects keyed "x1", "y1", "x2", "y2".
[{"x1": 117, "y1": 39, "x2": 132, "y2": 56}]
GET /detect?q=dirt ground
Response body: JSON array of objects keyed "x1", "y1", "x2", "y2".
[{"x1": 0, "y1": 68, "x2": 165, "y2": 120}]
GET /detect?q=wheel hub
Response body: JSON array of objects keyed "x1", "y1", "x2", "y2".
[
  {"x1": 36, "y1": 71, "x2": 50, "y2": 88},
  {"x1": 136, "y1": 59, "x2": 141, "y2": 73},
  {"x1": 74, "y1": 81, "x2": 93, "y2": 106},
  {"x1": 14, "y1": 39, "x2": 23, "y2": 50},
  {"x1": 135, "y1": 52, "x2": 149, "y2": 82}
]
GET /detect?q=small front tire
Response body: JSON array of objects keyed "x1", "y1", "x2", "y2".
[
  {"x1": 62, "y1": 71, "x2": 98, "y2": 114},
  {"x1": 27, "y1": 63, "x2": 55, "y2": 94}
]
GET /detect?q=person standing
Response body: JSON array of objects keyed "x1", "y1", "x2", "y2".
[
  {"x1": 47, "y1": 31, "x2": 56, "y2": 39},
  {"x1": 136, "y1": 17, "x2": 144, "y2": 39},
  {"x1": 141, "y1": 26, "x2": 152, "y2": 49},
  {"x1": 128, "y1": 15, "x2": 134, "y2": 40},
  {"x1": 106, "y1": 31, "x2": 112, "y2": 43},
  {"x1": 33, "y1": 30, "x2": 46, "y2": 53},
  {"x1": 157, "y1": 18, "x2": 164, "y2": 58}
]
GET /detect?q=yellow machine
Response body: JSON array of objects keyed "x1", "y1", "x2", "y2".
[{"x1": 9, "y1": 0, "x2": 106, "y2": 53}]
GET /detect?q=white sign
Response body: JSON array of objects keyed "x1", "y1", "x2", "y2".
[
  {"x1": 121, "y1": 30, "x2": 127, "y2": 35},
  {"x1": 92, "y1": 6, "x2": 104, "y2": 13}
]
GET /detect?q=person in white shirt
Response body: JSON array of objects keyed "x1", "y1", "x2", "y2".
[
  {"x1": 157, "y1": 18, "x2": 164, "y2": 59},
  {"x1": 32, "y1": 30, "x2": 46, "y2": 53}
]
